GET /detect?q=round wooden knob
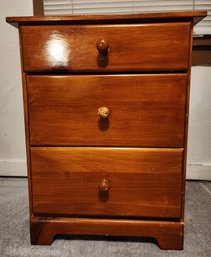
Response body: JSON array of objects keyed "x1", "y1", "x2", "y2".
[
  {"x1": 96, "y1": 39, "x2": 109, "y2": 55},
  {"x1": 98, "y1": 179, "x2": 111, "y2": 193},
  {"x1": 98, "y1": 106, "x2": 110, "y2": 119}
]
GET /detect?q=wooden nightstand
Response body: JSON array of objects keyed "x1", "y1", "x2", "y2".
[{"x1": 7, "y1": 11, "x2": 206, "y2": 250}]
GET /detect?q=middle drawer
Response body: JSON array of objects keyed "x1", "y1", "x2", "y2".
[{"x1": 27, "y1": 74, "x2": 187, "y2": 147}]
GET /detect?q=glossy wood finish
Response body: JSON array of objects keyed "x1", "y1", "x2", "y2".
[
  {"x1": 7, "y1": 11, "x2": 207, "y2": 250},
  {"x1": 31, "y1": 147, "x2": 183, "y2": 218},
  {"x1": 30, "y1": 216, "x2": 184, "y2": 250},
  {"x1": 98, "y1": 178, "x2": 111, "y2": 193},
  {"x1": 21, "y1": 23, "x2": 190, "y2": 72},
  {"x1": 181, "y1": 26, "x2": 194, "y2": 221},
  {"x1": 28, "y1": 74, "x2": 187, "y2": 147},
  {"x1": 17, "y1": 27, "x2": 34, "y2": 216},
  {"x1": 96, "y1": 39, "x2": 110, "y2": 55},
  {"x1": 6, "y1": 10, "x2": 206, "y2": 26}
]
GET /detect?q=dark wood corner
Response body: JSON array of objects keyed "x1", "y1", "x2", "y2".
[
  {"x1": 33, "y1": 0, "x2": 44, "y2": 16},
  {"x1": 192, "y1": 36, "x2": 211, "y2": 66}
]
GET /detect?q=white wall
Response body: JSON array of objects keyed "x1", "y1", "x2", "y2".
[
  {"x1": 187, "y1": 67, "x2": 211, "y2": 180},
  {"x1": 0, "y1": 0, "x2": 33, "y2": 176},
  {"x1": 0, "y1": 1, "x2": 210, "y2": 179}
]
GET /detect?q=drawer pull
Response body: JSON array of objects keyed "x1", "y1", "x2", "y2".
[
  {"x1": 98, "y1": 179, "x2": 111, "y2": 193},
  {"x1": 98, "y1": 106, "x2": 110, "y2": 119},
  {"x1": 96, "y1": 39, "x2": 109, "y2": 55}
]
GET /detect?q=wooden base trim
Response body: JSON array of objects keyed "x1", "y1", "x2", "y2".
[{"x1": 30, "y1": 217, "x2": 184, "y2": 250}]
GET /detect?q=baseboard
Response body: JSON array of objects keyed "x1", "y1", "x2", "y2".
[
  {"x1": 0, "y1": 160, "x2": 210, "y2": 180},
  {"x1": 0, "y1": 160, "x2": 27, "y2": 176},
  {"x1": 186, "y1": 164, "x2": 211, "y2": 180}
]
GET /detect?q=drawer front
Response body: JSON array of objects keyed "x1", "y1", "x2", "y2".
[
  {"x1": 31, "y1": 147, "x2": 183, "y2": 218},
  {"x1": 21, "y1": 23, "x2": 190, "y2": 72},
  {"x1": 28, "y1": 74, "x2": 186, "y2": 147}
]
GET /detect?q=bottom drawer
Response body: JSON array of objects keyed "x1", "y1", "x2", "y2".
[{"x1": 30, "y1": 147, "x2": 183, "y2": 218}]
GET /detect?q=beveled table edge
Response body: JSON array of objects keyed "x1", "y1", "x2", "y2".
[{"x1": 6, "y1": 11, "x2": 207, "y2": 27}]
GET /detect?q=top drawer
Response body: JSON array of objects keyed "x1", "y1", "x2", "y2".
[{"x1": 21, "y1": 22, "x2": 190, "y2": 72}]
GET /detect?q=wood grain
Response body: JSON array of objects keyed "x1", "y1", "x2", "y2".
[
  {"x1": 30, "y1": 147, "x2": 183, "y2": 218},
  {"x1": 18, "y1": 27, "x2": 34, "y2": 216},
  {"x1": 181, "y1": 26, "x2": 193, "y2": 221},
  {"x1": 28, "y1": 74, "x2": 187, "y2": 147},
  {"x1": 21, "y1": 23, "x2": 190, "y2": 72},
  {"x1": 30, "y1": 216, "x2": 184, "y2": 250},
  {"x1": 6, "y1": 10, "x2": 206, "y2": 26},
  {"x1": 7, "y1": 11, "x2": 205, "y2": 250}
]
